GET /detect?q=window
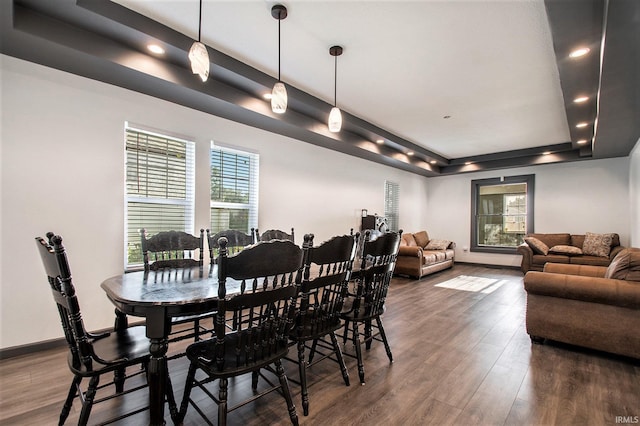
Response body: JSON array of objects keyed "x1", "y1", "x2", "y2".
[
  {"x1": 125, "y1": 126, "x2": 195, "y2": 268},
  {"x1": 210, "y1": 143, "x2": 259, "y2": 234},
  {"x1": 471, "y1": 175, "x2": 534, "y2": 254},
  {"x1": 384, "y1": 181, "x2": 399, "y2": 232}
]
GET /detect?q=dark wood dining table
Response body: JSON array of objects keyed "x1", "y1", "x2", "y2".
[{"x1": 101, "y1": 265, "x2": 241, "y2": 425}]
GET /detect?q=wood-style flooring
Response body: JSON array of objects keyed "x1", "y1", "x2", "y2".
[{"x1": 1, "y1": 264, "x2": 638, "y2": 425}]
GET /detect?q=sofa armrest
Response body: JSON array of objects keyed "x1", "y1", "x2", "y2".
[
  {"x1": 609, "y1": 245, "x2": 625, "y2": 260},
  {"x1": 516, "y1": 242, "x2": 533, "y2": 274},
  {"x1": 447, "y1": 241, "x2": 456, "y2": 249},
  {"x1": 524, "y1": 271, "x2": 640, "y2": 309},
  {"x1": 398, "y1": 246, "x2": 422, "y2": 257},
  {"x1": 543, "y1": 263, "x2": 607, "y2": 277}
]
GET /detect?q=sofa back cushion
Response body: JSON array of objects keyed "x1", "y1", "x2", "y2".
[
  {"x1": 605, "y1": 248, "x2": 640, "y2": 281},
  {"x1": 402, "y1": 233, "x2": 418, "y2": 247},
  {"x1": 413, "y1": 231, "x2": 430, "y2": 248},
  {"x1": 527, "y1": 233, "x2": 571, "y2": 248}
]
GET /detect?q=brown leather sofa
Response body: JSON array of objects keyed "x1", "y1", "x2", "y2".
[
  {"x1": 394, "y1": 231, "x2": 455, "y2": 279},
  {"x1": 523, "y1": 248, "x2": 640, "y2": 359},
  {"x1": 516, "y1": 232, "x2": 625, "y2": 274}
]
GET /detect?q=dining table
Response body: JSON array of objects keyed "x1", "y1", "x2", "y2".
[{"x1": 101, "y1": 264, "x2": 242, "y2": 425}]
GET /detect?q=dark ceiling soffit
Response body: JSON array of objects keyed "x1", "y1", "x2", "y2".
[{"x1": 4, "y1": 0, "x2": 624, "y2": 177}]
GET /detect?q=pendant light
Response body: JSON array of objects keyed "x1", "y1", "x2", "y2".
[
  {"x1": 188, "y1": 0, "x2": 209, "y2": 82},
  {"x1": 328, "y1": 45, "x2": 343, "y2": 133},
  {"x1": 271, "y1": 5, "x2": 288, "y2": 114}
]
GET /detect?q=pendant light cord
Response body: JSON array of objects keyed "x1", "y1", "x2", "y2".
[
  {"x1": 198, "y1": 0, "x2": 202, "y2": 42},
  {"x1": 278, "y1": 17, "x2": 281, "y2": 81},
  {"x1": 334, "y1": 54, "x2": 338, "y2": 106}
]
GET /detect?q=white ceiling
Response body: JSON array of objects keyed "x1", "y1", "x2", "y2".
[{"x1": 113, "y1": 0, "x2": 571, "y2": 159}]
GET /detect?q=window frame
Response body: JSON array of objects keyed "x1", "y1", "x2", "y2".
[
  {"x1": 209, "y1": 142, "x2": 259, "y2": 235},
  {"x1": 124, "y1": 125, "x2": 195, "y2": 270},
  {"x1": 470, "y1": 174, "x2": 534, "y2": 254},
  {"x1": 384, "y1": 180, "x2": 400, "y2": 232}
]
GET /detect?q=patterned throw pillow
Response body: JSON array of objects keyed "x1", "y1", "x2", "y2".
[
  {"x1": 524, "y1": 237, "x2": 549, "y2": 255},
  {"x1": 549, "y1": 245, "x2": 583, "y2": 256},
  {"x1": 425, "y1": 239, "x2": 450, "y2": 250},
  {"x1": 582, "y1": 232, "x2": 613, "y2": 257}
]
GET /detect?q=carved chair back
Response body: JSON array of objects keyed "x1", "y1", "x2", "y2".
[
  {"x1": 206, "y1": 229, "x2": 255, "y2": 263},
  {"x1": 141, "y1": 229, "x2": 204, "y2": 271},
  {"x1": 35, "y1": 233, "x2": 100, "y2": 371},
  {"x1": 256, "y1": 228, "x2": 295, "y2": 244}
]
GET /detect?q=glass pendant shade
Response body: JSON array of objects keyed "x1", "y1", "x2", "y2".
[
  {"x1": 328, "y1": 106, "x2": 342, "y2": 132},
  {"x1": 271, "y1": 81, "x2": 288, "y2": 114},
  {"x1": 189, "y1": 41, "x2": 210, "y2": 82}
]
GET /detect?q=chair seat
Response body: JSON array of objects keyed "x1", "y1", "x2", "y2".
[
  {"x1": 290, "y1": 314, "x2": 342, "y2": 341},
  {"x1": 186, "y1": 334, "x2": 290, "y2": 378},
  {"x1": 68, "y1": 325, "x2": 150, "y2": 376}
]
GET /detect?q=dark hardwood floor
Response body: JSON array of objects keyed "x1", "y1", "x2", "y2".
[{"x1": 1, "y1": 264, "x2": 638, "y2": 425}]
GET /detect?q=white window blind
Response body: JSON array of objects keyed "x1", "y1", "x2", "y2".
[
  {"x1": 384, "y1": 181, "x2": 399, "y2": 232},
  {"x1": 210, "y1": 143, "x2": 259, "y2": 234},
  {"x1": 125, "y1": 126, "x2": 195, "y2": 268}
]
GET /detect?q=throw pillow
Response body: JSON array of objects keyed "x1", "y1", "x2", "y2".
[
  {"x1": 413, "y1": 231, "x2": 430, "y2": 248},
  {"x1": 582, "y1": 232, "x2": 613, "y2": 257},
  {"x1": 425, "y1": 239, "x2": 450, "y2": 250},
  {"x1": 605, "y1": 248, "x2": 640, "y2": 281},
  {"x1": 524, "y1": 237, "x2": 549, "y2": 255},
  {"x1": 549, "y1": 245, "x2": 583, "y2": 256}
]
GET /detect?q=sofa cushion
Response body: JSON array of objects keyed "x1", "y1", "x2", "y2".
[
  {"x1": 528, "y1": 233, "x2": 571, "y2": 248},
  {"x1": 533, "y1": 253, "x2": 569, "y2": 265},
  {"x1": 605, "y1": 248, "x2": 640, "y2": 282},
  {"x1": 549, "y1": 245, "x2": 583, "y2": 256},
  {"x1": 583, "y1": 232, "x2": 613, "y2": 257},
  {"x1": 525, "y1": 237, "x2": 549, "y2": 255},
  {"x1": 570, "y1": 256, "x2": 611, "y2": 267},
  {"x1": 413, "y1": 231, "x2": 430, "y2": 248},
  {"x1": 425, "y1": 239, "x2": 450, "y2": 250},
  {"x1": 402, "y1": 233, "x2": 418, "y2": 247}
]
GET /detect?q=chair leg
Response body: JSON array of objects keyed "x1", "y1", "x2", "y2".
[
  {"x1": 330, "y1": 332, "x2": 350, "y2": 386},
  {"x1": 307, "y1": 338, "x2": 319, "y2": 364},
  {"x1": 351, "y1": 322, "x2": 365, "y2": 385},
  {"x1": 218, "y1": 378, "x2": 229, "y2": 426},
  {"x1": 364, "y1": 319, "x2": 373, "y2": 350},
  {"x1": 78, "y1": 376, "x2": 99, "y2": 425},
  {"x1": 342, "y1": 319, "x2": 350, "y2": 345},
  {"x1": 275, "y1": 360, "x2": 299, "y2": 426},
  {"x1": 376, "y1": 316, "x2": 393, "y2": 363},
  {"x1": 194, "y1": 318, "x2": 200, "y2": 341},
  {"x1": 297, "y1": 340, "x2": 309, "y2": 416},
  {"x1": 178, "y1": 362, "x2": 198, "y2": 422},
  {"x1": 252, "y1": 370, "x2": 259, "y2": 389},
  {"x1": 114, "y1": 367, "x2": 126, "y2": 393},
  {"x1": 59, "y1": 375, "x2": 81, "y2": 425}
]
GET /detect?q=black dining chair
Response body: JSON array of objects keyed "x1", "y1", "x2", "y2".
[
  {"x1": 139, "y1": 228, "x2": 212, "y2": 344},
  {"x1": 35, "y1": 233, "x2": 176, "y2": 425},
  {"x1": 288, "y1": 233, "x2": 357, "y2": 416},
  {"x1": 177, "y1": 237, "x2": 303, "y2": 426},
  {"x1": 206, "y1": 228, "x2": 255, "y2": 263},
  {"x1": 340, "y1": 229, "x2": 402, "y2": 385},
  {"x1": 256, "y1": 227, "x2": 295, "y2": 244}
]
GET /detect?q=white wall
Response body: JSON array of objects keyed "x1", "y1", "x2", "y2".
[
  {"x1": 629, "y1": 138, "x2": 640, "y2": 247},
  {"x1": 0, "y1": 56, "x2": 428, "y2": 349},
  {"x1": 426, "y1": 157, "x2": 631, "y2": 267}
]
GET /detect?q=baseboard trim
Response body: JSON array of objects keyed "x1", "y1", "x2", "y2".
[
  {"x1": 455, "y1": 261, "x2": 522, "y2": 271},
  {"x1": 0, "y1": 321, "x2": 146, "y2": 360}
]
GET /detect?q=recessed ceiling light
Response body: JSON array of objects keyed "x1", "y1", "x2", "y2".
[
  {"x1": 430, "y1": 160, "x2": 437, "y2": 164},
  {"x1": 464, "y1": 161, "x2": 472, "y2": 165},
  {"x1": 147, "y1": 44, "x2": 165, "y2": 55},
  {"x1": 407, "y1": 151, "x2": 414, "y2": 156},
  {"x1": 569, "y1": 47, "x2": 590, "y2": 58},
  {"x1": 576, "y1": 122, "x2": 589, "y2": 128},
  {"x1": 573, "y1": 96, "x2": 589, "y2": 103},
  {"x1": 577, "y1": 139, "x2": 588, "y2": 145},
  {"x1": 543, "y1": 151, "x2": 551, "y2": 155},
  {"x1": 263, "y1": 93, "x2": 273, "y2": 100},
  {"x1": 376, "y1": 139, "x2": 384, "y2": 144}
]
